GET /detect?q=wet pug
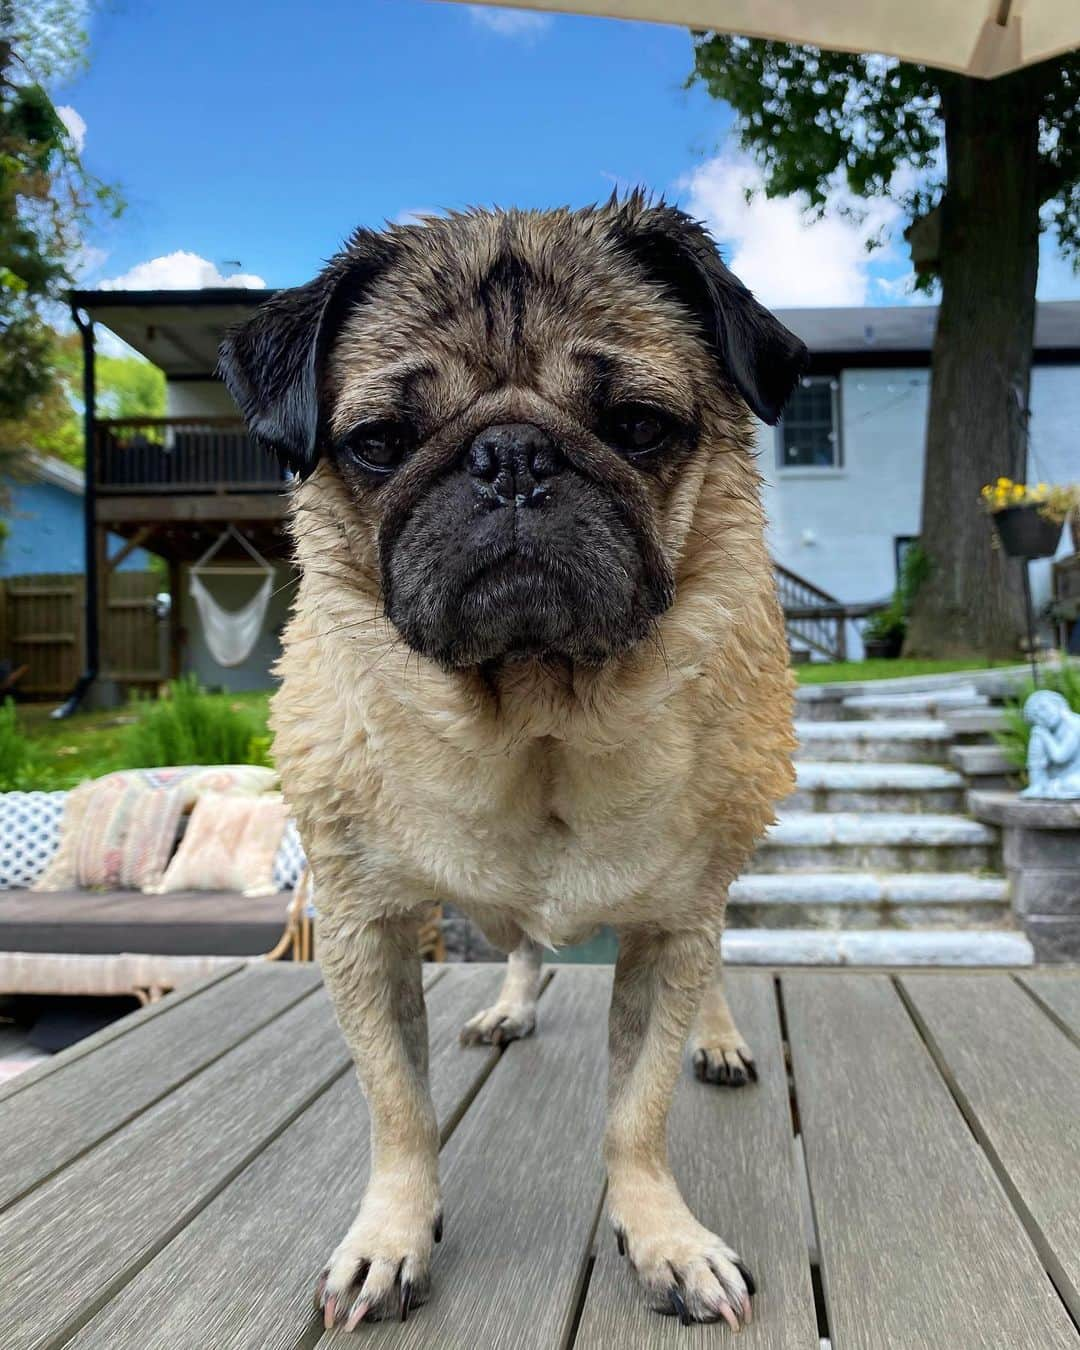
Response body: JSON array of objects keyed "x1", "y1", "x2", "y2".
[{"x1": 219, "y1": 196, "x2": 805, "y2": 1331}]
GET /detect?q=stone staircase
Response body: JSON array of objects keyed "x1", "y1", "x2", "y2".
[{"x1": 725, "y1": 678, "x2": 1035, "y2": 966}]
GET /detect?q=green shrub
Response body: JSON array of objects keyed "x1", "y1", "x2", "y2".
[
  {"x1": 0, "y1": 698, "x2": 33, "y2": 790},
  {"x1": 124, "y1": 676, "x2": 273, "y2": 769},
  {"x1": 996, "y1": 661, "x2": 1080, "y2": 778},
  {"x1": 864, "y1": 543, "x2": 931, "y2": 644}
]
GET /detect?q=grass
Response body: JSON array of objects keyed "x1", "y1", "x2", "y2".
[
  {"x1": 795, "y1": 658, "x2": 1018, "y2": 685},
  {"x1": 15, "y1": 689, "x2": 272, "y2": 790}
]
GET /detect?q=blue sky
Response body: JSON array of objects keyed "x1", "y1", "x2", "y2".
[{"x1": 57, "y1": 0, "x2": 1079, "y2": 306}]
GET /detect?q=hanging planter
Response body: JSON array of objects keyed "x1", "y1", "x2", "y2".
[
  {"x1": 992, "y1": 505, "x2": 1063, "y2": 560},
  {"x1": 981, "y1": 479, "x2": 1079, "y2": 560}
]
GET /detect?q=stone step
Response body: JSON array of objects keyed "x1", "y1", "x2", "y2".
[
  {"x1": 750, "y1": 811, "x2": 999, "y2": 873},
  {"x1": 839, "y1": 686, "x2": 988, "y2": 720},
  {"x1": 729, "y1": 871, "x2": 1010, "y2": 929},
  {"x1": 949, "y1": 743, "x2": 1015, "y2": 795},
  {"x1": 794, "y1": 719, "x2": 951, "y2": 764},
  {"x1": 722, "y1": 928, "x2": 1034, "y2": 967},
  {"x1": 788, "y1": 762, "x2": 966, "y2": 813},
  {"x1": 942, "y1": 707, "x2": 1009, "y2": 739}
]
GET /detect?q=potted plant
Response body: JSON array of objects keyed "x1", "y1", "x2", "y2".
[
  {"x1": 980, "y1": 478, "x2": 1080, "y2": 559},
  {"x1": 862, "y1": 544, "x2": 930, "y2": 659}
]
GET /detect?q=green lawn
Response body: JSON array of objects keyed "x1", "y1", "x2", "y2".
[
  {"x1": 795, "y1": 658, "x2": 1016, "y2": 685},
  {"x1": 15, "y1": 690, "x2": 272, "y2": 790},
  {"x1": 9, "y1": 657, "x2": 1016, "y2": 789}
]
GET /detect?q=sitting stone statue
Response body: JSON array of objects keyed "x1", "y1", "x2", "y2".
[{"x1": 1020, "y1": 690, "x2": 1080, "y2": 799}]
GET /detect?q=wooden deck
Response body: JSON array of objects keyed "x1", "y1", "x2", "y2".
[{"x1": 1, "y1": 962, "x2": 1078, "y2": 1349}]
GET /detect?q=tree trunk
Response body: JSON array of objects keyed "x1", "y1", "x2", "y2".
[{"x1": 904, "y1": 67, "x2": 1045, "y2": 659}]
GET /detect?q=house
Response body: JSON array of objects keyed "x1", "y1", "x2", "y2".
[
  {"x1": 68, "y1": 288, "x2": 1080, "y2": 696},
  {"x1": 1, "y1": 455, "x2": 150, "y2": 578},
  {"x1": 761, "y1": 303, "x2": 1080, "y2": 656}
]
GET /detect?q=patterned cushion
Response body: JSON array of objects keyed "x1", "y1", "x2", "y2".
[
  {"x1": 148, "y1": 792, "x2": 289, "y2": 897},
  {"x1": 34, "y1": 765, "x2": 280, "y2": 892},
  {"x1": 272, "y1": 819, "x2": 307, "y2": 891},
  {"x1": 0, "y1": 792, "x2": 69, "y2": 890}
]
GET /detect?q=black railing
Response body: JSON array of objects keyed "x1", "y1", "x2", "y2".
[{"x1": 95, "y1": 418, "x2": 286, "y2": 493}]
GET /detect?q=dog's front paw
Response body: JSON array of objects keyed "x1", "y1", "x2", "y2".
[
  {"x1": 459, "y1": 999, "x2": 536, "y2": 1047},
  {"x1": 316, "y1": 1186, "x2": 442, "y2": 1330},
  {"x1": 690, "y1": 1028, "x2": 757, "y2": 1088},
  {"x1": 609, "y1": 1182, "x2": 754, "y2": 1329}
]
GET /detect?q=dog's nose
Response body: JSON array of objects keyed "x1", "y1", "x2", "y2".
[{"x1": 467, "y1": 423, "x2": 562, "y2": 508}]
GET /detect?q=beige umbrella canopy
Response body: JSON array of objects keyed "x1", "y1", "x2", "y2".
[{"x1": 456, "y1": 1, "x2": 1078, "y2": 78}]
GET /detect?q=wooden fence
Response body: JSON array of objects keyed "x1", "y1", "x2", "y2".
[{"x1": 0, "y1": 571, "x2": 163, "y2": 698}]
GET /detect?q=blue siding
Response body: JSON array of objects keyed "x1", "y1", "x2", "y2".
[{"x1": 0, "y1": 478, "x2": 150, "y2": 577}]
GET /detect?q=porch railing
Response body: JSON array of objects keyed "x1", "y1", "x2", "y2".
[
  {"x1": 775, "y1": 563, "x2": 884, "y2": 663},
  {"x1": 95, "y1": 417, "x2": 287, "y2": 494}
]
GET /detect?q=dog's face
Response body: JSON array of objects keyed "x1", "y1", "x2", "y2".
[{"x1": 220, "y1": 199, "x2": 806, "y2": 669}]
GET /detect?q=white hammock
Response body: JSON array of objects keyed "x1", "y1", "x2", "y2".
[{"x1": 189, "y1": 526, "x2": 274, "y2": 669}]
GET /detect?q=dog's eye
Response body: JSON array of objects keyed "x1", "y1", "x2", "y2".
[
  {"x1": 600, "y1": 404, "x2": 674, "y2": 457},
  {"x1": 338, "y1": 421, "x2": 412, "y2": 475}
]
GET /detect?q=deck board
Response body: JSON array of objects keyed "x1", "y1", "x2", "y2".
[
  {"x1": 574, "y1": 972, "x2": 820, "y2": 1349},
  {"x1": 1019, "y1": 971, "x2": 1080, "y2": 1044},
  {"x1": 784, "y1": 972, "x2": 1077, "y2": 1350},
  {"x1": 0, "y1": 971, "x2": 346, "y2": 1350},
  {"x1": 353, "y1": 966, "x2": 613, "y2": 1350},
  {"x1": 901, "y1": 972, "x2": 1080, "y2": 1324},
  {"x1": 0, "y1": 962, "x2": 321, "y2": 1213},
  {"x1": 65, "y1": 964, "x2": 505, "y2": 1350},
  {"x1": 0, "y1": 962, "x2": 241, "y2": 1105},
  {"x1": 1, "y1": 964, "x2": 1078, "y2": 1349}
]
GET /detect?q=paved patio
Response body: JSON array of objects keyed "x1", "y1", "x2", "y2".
[{"x1": 1, "y1": 961, "x2": 1078, "y2": 1348}]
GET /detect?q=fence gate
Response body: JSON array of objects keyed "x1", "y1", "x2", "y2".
[{"x1": 0, "y1": 571, "x2": 163, "y2": 698}]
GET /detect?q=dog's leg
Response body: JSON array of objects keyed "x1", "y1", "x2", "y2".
[
  {"x1": 689, "y1": 944, "x2": 757, "y2": 1087},
  {"x1": 606, "y1": 927, "x2": 754, "y2": 1329},
  {"x1": 460, "y1": 932, "x2": 543, "y2": 1046},
  {"x1": 315, "y1": 912, "x2": 440, "y2": 1329}
]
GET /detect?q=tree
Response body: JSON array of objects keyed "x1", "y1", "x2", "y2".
[
  {"x1": 0, "y1": 328, "x2": 165, "y2": 471},
  {"x1": 689, "y1": 39, "x2": 1080, "y2": 657},
  {"x1": 0, "y1": 0, "x2": 119, "y2": 480}
]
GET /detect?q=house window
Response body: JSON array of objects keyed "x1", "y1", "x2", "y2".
[
  {"x1": 895, "y1": 535, "x2": 918, "y2": 579},
  {"x1": 778, "y1": 376, "x2": 842, "y2": 469}
]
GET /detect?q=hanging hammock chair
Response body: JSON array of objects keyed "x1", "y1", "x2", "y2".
[{"x1": 189, "y1": 526, "x2": 275, "y2": 668}]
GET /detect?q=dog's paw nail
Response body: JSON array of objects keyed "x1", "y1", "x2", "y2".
[
  {"x1": 314, "y1": 1268, "x2": 329, "y2": 1312},
  {"x1": 714, "y1": 1299, "x2": 740, "y2": 1331},
  {"x1": 346, "y1": 1299, "x2": 371, "y2": 1331},
  {"x1": 615, "y1": 1228, "x2": 626, "y2": 1256},
  {"x1": 433, "y1": 1212, "x2": 443, "y2": 1243},
  {"x1": 323, "y1": 1294, "x2": 338, "y2": 1330},
  {"x1": 668, "y1": 1287, "x2": 692, "y2": 1326},
  {"x1": 400, "y1": 1279, "x2": 415, "y2": 1323},
  {"x1": 734, "y1": 1259, "x2": 756, "y2": 1296}
]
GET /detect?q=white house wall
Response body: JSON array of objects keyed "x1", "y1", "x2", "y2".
[{"x1": 761, "y1": 364, "x2": 1078, "y2": 656}]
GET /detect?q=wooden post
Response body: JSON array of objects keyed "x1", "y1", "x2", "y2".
[
  {"x1": 95, "y1": 524, "x2": 109, "y2": 681},
  {"x1": 168, "y1": 557, "x2": 182, "y2": 681}
]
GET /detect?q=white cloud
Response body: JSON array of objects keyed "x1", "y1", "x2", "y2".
[
  {"x1": 467, "y1": 5, "x2": 550, "y2": 37},
  {"x1": 681, "y1": 149, "x2": 908, "y2": 308},
  {"x1": 55, "y1": 104, "x2": 86, "y2": 152},
  {"x1": 98, "y1": 251, "x2": 266, "y2": 290}
]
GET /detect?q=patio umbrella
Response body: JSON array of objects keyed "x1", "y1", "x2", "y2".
[{"x1": 455, "y1": 1, "x2": 1079, "y2": 78}]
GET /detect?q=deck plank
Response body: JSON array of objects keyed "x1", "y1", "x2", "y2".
[
  {"x1": 0, "y1": 980, "x2": 351, "y2": 1350},
  {"x1": 0, "y1": 963, "x2": 321, "y2": 1213},
  {"x1": 574, "y1": 972, "x2": 819, "y2": 1349},
  {"x1": 64, "y1": 964, "x2": 508, "y2": 1350},
  {"x1": 902, "y1": 973, "x2": 1080, "y2": 1323},
  {"x1": 334, "y1": 966, "x2": 614, "y2": 1350},
  {"x1": 1018, "y1": 971, "x2": 1080, "y2": 1044},
  {"x1": 0, "y1": 962, "x2": 242, "y2": 1105},
  {"x1": 784, "y1": 973, "x2": 1078, "y2": 1350}
]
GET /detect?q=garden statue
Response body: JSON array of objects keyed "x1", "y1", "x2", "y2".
[{"x1": 1020, "y1": 690, "x2": 1080, "y2": 799}]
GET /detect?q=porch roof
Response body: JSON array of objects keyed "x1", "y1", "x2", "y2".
[
  {"x1": 70, "y1": 289, "x2": 1080, "y2": 376},
  {"x1": 70, "y1": 289, "x2": 274, "y2": 379}
]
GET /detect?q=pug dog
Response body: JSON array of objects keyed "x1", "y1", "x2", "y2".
[{"x1": 219, "y1": 195, "x2": 805, "y2": 1332}]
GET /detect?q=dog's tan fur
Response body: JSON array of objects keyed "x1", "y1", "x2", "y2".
[{"x1": 228, "y1": 202, "x2": 799, "y2": 1329}]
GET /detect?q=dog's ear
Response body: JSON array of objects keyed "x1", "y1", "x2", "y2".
[
  {"x1": 609, "y1": 200, "x2": 808, "y2": 425},
  {"x1": 218, "y1": 230, "x2": 395, "y2": 475}
]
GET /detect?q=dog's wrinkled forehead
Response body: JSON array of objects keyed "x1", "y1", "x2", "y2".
[{"x1": 218, "y1": 198, "x2": 808, "y2": 476}]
